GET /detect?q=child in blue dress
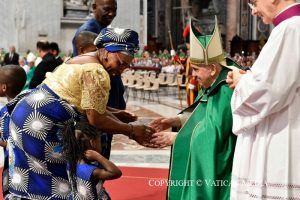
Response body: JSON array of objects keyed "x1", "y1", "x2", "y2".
[
  {"x1": 0, "y1": 65, "x2": 26, "y2": 199},
  {"x1": 65, "y1": 119, "x2": 122, "y2": 200}
]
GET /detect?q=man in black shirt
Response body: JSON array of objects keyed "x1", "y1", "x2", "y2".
[
  {"x1": 29, "y1": 41, "x2": 61, "y2": 89},
  {"x1": 49, "y1": 42, "x2": 63, "y2": 65}
]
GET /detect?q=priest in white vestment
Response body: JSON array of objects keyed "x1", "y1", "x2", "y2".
[{"x1": 226, "y1": 0, "x2": 300, "y2": 199}]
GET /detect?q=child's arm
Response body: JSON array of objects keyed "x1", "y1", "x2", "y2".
[{"x1": 84, "y1": 150, "x2": 122, "y2": 181}]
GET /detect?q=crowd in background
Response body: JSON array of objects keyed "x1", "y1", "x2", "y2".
[
  {"x1": 0, "y1": 44, "x2": 258, "y2": 69},
  {"x1": 0, "y1": 43, "x2": 258, "y2": 94},
  {"x1": 131, "y1": 48, "x2": 257, "y2": 73},
  {"x1": 232, "y1": 52, "x2": 257, "y2": 69},
  {"x1": 0, "y1": 42, "x2": 63, "y2": 92}
]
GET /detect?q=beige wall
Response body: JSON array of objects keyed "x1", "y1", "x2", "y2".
[
  {"x1": 0, "y1": 0, "x2": 63, "y2": 54},
  {"x1": 0, "y1": 0, "x2": 140, "y2": 55}
]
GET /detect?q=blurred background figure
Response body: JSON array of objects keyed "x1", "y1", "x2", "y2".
[
  {"x1": 29, "y1": 41, "x2": 61, "y2": 89},
  {"x1": 0, "y1": 48, "x2": 5, "y2": 66},
  {"x1": 18, "y1": 56, "x2": 29, "y2": 73},
  {"x1": 22, "y1": 52, "x2": 37, "y2": 91},
  {"x1": 3, "y1": 46, "x2": 19, "y2": 65},
  {"x1": 50, "y1": 42, "x2": 64, "y2": 65}
]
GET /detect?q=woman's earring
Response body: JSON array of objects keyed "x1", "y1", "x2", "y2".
[{"x1": 104, "y1": 51, "x2": 109, "y2": 62}]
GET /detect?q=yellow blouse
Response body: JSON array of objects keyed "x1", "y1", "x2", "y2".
[{"x1": 43, "y1": 63, "x2": 110, "y2": 114}]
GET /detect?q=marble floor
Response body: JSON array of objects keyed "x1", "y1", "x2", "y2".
[{"x1": 110, "y1": 87, "x2": 186, "y2": 169}]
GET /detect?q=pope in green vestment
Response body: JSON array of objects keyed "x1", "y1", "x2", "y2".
[
  {"x1": 169, "y1": 17, "x2": 239, "y2": 200},
  {"x1": 150, "y1": 16, "x2": 239, "y2": 200},
  {"x1": 168, "y1": 64, "x2": 236, "y2": 200}
]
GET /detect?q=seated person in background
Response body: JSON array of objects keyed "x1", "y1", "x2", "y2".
[
  {"x1": 0, "y1": 65, "x2": 26, "y2": 199},
  {"x1": 67, "y1": 119, "x2": 121, "y2": 200},
  {"x1": 22, "y1": 52, "x2": 37, "y2": 91},
  {"x1": 18, "y1": 56, "x2": 29, "y2": 73}
]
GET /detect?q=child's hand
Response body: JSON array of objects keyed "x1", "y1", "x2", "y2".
[{"x1": 84, "y1": 150, "x2": 101, "y2": 161}]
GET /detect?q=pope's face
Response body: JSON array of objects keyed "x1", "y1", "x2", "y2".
[{"x1": 191, "y1": 63, "x2": 214, "y2": 89}]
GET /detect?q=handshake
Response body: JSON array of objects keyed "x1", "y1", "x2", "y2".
[{"x1": 129, "y1": 116, "x2": 180, "y2": 148}]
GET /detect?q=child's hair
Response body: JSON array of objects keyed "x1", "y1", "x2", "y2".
[
  {"x1": 61, "y1": 116, "x2": 98, "y2": 191},
  {"x1": 75, "y1": 121, "x2": 100, "y2": 160},
  {"x1": 0, "y1": 65, "x2": 26, "y2": 98},
  {"x1": 75, "y1": 31, "x2": 98, "y2": 52}
]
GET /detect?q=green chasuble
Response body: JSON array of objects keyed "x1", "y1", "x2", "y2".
[
  {"x1": 168, "y1": 66, "x2": 237, "y2": 200},
  {"x1": 22, "y1": 66, "x2": 36, "y2": 91}
]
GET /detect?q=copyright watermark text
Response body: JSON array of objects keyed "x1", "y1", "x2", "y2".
[{"x1": 148, "y1": 179, "x2": 230, "y2": 187}]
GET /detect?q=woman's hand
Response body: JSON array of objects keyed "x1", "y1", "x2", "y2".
[
  {"x1": 113, "y1": 110, "x2": 138, "y2": 123},
  {"x1": 131, "y1": 124, "x2": 155, "y2": 145}
]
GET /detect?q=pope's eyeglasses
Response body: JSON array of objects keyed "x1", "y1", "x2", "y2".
[
  {"x1": 248, "y1": 0, "x2": 257, "y2": 10},
  {"x1": 248, "y1": 3, "x2": 254, "y2": 10}
]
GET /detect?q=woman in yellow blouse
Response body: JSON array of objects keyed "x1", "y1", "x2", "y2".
[{"x1": 7, "y1": 28, "x2": 154, "y2": 199}]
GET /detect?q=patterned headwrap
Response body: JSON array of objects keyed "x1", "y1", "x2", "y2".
[{"x1": 94, "y1": 27, "x2": 139, "y2": 57}]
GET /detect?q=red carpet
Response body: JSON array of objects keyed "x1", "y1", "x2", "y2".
[{"x1": 105, "y1": 166, "x2": 169, "y2": 200}]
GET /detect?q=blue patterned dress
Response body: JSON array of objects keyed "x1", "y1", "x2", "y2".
[
  {"x1": 0, "y1": 105, "x2": 10, "y2": 198},
  {"x1": 68, "y1": 163, "x2": 110, "y2": 200},
  {"x1": 8, "y1": 84, "x2": 80, "y2": 199}
]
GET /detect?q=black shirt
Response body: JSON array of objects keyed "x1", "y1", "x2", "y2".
[{"x1": 29, "y1": 52, "x2": 61, "y2": 89}]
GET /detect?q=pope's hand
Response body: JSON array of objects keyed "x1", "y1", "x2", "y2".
[
  {"x1": 148, "y1": 131, "x2": 178, "y2": 148},
  {"x1": 149, "y1": 117, "x2": 174, "y2": 132}
]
